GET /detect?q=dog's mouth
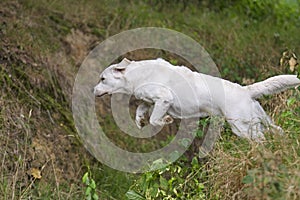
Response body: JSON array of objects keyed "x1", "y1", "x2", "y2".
[{"x1": 95, "y1": 92, "x2": 109, "y2": 97}]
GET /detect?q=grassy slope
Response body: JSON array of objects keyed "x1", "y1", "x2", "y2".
[{"x1": 0, "y1": 0, "x2": 299, "y2": 199}]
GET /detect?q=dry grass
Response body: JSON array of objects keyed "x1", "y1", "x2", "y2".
[
  {"x1": 206, "y1": 91, "x2": 300, "y2": 200},
  {"x1": 0, "y1": 65, "x2": 87, "y2": 199},
  {"x1": 207, "y1": 136, "x2": 300, "y2": 199}
]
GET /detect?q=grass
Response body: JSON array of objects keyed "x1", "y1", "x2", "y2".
[
  {"x1": 0, "y1": 0, "x2": 300, "y2": 199},
  {"x1": 205, "y1": 90, "x2": 300, "y2": 199}
]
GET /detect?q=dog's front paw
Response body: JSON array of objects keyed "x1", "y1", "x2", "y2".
[
  {"x1": 149, "y1": 115, "x2": 174, "y2": 127},
  {"x1": 135, "y1": 116, "x2": 145, "y2": 129},
  {"x1": 163, "y1": 115, "x2": 174, "y2": 124},
  {"x1": 135, "y1": 120, "x2": 142, "y2": 129}
]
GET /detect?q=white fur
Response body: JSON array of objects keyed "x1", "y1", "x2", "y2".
[
  {"x1": 245, "y1": 75, "x2": 300, "y2": 98},
  {"x1": 94, "y1": 58, "x2": 300, "y2": 141}
]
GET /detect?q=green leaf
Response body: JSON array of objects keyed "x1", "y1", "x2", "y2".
[
  {"x1": 86, "y1": 193, "x2": 92, "y2": 200},
  {"x1": 141, "y1": 174, "x2": 149, "y2": 193},
  {"x1": 196, "y1": 129, "x2": 204, "y2": 138},
  {"x1": 168, "y1": 177, "x2": 176, "y2": 186},
  {"x1": 197, "y1": 183, "x2": 205, "y2": 191},
  {"x1": 145, "y1": 173, "x2": 153, "y2": 182},
  {"x1": 159, "y1": 176, "x2": 168, "y2": 191},
  {"x1": 85, "y1": 186, "x2": 92, "y2": 196},
  {"x1": 90, "y1": 179, "x2": 96, "y2": 189},
  {"x1": 92, "y1": 193, "x2": 99, "y2": 200},
  {"x1": 82, "y1": 172, "x2": 89, "y2": 184},
  {"x1": 191, "y1": 157, "x2": 199, "y2": 167},
  {"x1": 125, "y1": 190, "x2": 146, "y2": 200},
  {"x1": 150, "y1": 183, "x2": 159, "y2": 197}
]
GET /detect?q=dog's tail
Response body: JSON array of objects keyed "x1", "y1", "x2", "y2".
[{"x1": 244, "y1": 75, "x2": 300, "y2": 99}]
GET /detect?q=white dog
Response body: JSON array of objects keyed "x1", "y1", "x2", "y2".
[{"x1": 94, "y1": 58, "x2": 300, "y2": 140}]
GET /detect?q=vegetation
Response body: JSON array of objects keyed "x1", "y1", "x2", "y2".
[
  {"x1": 82, "y1": 171, "x2": 99, "y2": 200},
  {"x1": 0, "y1": 0, "x2": 299, "y2": 199}
]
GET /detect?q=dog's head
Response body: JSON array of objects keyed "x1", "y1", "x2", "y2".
[{"x1": 93, "y1": 58, "x2": 132, "y2": 97}]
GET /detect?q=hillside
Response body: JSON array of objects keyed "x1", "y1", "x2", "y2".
[{"x1": 0, "y1": 0, "x2": 299, "y2": 199}]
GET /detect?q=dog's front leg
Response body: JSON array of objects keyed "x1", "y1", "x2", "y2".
[
  {"x1": 149, "y1": 99, "x2": 173, "y2": 127},
  {"x1": 135, "y1": 103, "x2": 149, "y2": 129}
]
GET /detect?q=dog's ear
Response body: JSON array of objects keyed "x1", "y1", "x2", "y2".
[
  {"x1": 116, "y1": 58, "x2": 131, "y2": 69},
  {"x1": 112, "y1": 58, "x2": 131, "y2": 78}
]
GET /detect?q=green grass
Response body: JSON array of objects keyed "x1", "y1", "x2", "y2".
[{"x1": 1, "y1": 0, "x2": 300, "y2": 199}]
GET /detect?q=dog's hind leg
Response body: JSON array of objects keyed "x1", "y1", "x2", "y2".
[
  {"x1": 225, "y1": 100, "x2": 268, "y2": 141},
  {"x1": 251, "y1": 101, "x2": 284, "y2": 136},
  {"x1": 227, "y1": 118, "x2": 265, "y2": 141},
  {"x1": 225, "y1": 100, "x2": 284, "y2": 141}
]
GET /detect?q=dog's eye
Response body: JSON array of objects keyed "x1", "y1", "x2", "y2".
[{"x1": 100, "y1": 77, "x2": 105, "y2": 81}]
